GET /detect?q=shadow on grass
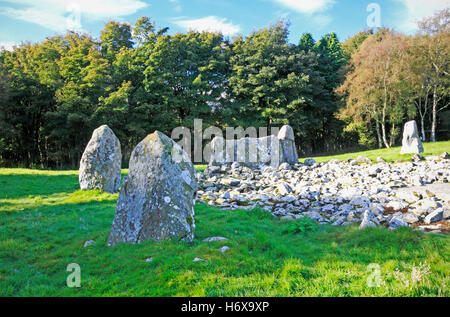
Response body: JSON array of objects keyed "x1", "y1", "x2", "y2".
[{"x1": 0, "y1": 174, "x2": 79, "y2": 199}]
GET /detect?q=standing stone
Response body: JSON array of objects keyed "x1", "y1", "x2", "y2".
[
  {"x1": 79, "y1": 125, "x2": 122, "y2": 193},
  {"x1": 278, "y1": 125, "x2": 299, "y2": 165},
  {"x1": 400, "y1": 121, "x2": 424, "y2": 154},
  {"x1": 209, "y1": 135, "x2": 283, "y2": 168},
  {"x1": 107, "y1": 131, "x2": 197, "y2": 247}
]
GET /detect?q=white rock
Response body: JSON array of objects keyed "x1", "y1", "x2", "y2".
[
  {"x1": 193, "y1": 257, "x2": 207, "y2": 263},
  {"x1": 424, "y1": 208, "x2": 444, "y2": 224},
  {"x1": 203, "y1": 237, "x2": 228, "y2": 242},
  {"x1": 83, "y1": 240, "x2": 95, "y2": 248}
]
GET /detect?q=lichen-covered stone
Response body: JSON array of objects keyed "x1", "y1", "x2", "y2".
[
  {"x1": 278, "y1": 125, "x2": 299, "y2": 165},
  {"x1": 209, "y1": 135, "x2": 283, "y2": 168},
  {"x1": 209, "y1": 125, "x2": 299, "y2": 167},
  {"x1": 400, "y1": 121, "x2": 424, "y2": 154},
  {"x1": 79, "y1": 125, "x2": 121, "y2": 193},
  {"x1": 107, "y1": 131, "x2": 197, "y2": 246}
]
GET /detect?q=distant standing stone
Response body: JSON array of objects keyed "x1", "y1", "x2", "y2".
[
  {"x1": 278, "y1": 125, "x2": 299, "y2": 165},
  {"x1": 107, "y1": 131, "x2": 197, "y2": 247},
  {"x1": 79, "y1": 125, "x2": 122, "y2": 193},
  {"x1": 400, "y1": 121, "x2": 424, "y2": 154}
]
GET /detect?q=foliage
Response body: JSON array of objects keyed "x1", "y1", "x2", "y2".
[
  {"x1": 0, "y1": 11, "x2": 448, "y2": 168},
  {"x1": 282, "y1": 217, "x2": 319, "y2": 235}
]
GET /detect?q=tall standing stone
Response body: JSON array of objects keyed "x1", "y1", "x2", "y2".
[
  {"x1": 400, "y1": 121, "x2": 424, "y2": 154},
  {"x1": 107, "y1": 131, "x2": 197, "y2": 247},
  {"x1": 79, "y1": 125, "x2": 122, "y2": 193},
  {"x1": 278, "y1": 125, "x2": 299, "y2": 165}
]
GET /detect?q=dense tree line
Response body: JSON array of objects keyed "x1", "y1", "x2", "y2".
[
  {"x1": 0, "y1": 11, "x2": 448, "y2": 169},
  {"x1": 338, "y1": 10, "x2": 449, "y2": 148}
]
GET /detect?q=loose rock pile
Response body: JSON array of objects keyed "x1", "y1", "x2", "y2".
[
  {"x1": 209, "y1": 125, "x2": 299, "y2": 168},
  {"x1": 198, "y1": 154, "x2": 450, "y2": 233}
]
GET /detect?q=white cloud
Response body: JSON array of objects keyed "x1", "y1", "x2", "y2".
[
  {"x1": 169, "y1": 0, "x2": 182, "y2": 13},
  {"x1": 394, "y1": 0, "x2": 450, "y2": 32},
  {"x1": 270, "y1": 0, "x2": 336, "y2": 14},
  {"x1": 310, "y1": 14, "x2": 333, "y2": 28},
  {"x1": 173, "y1": 16, "x2": 241, "y2": 36},
  {"x1": 0, "y1": 0, "x2": 147, "y2": 32},
  {"x1": 0, "y1": 42, "x2": 17, "y2": 51}
]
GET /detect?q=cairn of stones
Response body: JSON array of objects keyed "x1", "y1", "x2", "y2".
[
  {"x1": 200, "y1": 124, "x2": 450, "y2": 233},
  {"x1": 107, "y1": 131, "x2": 197, "y2": 246},
  {"x1": 209, "y1": 125, "x2": 299, "y2": 169},
  {"x1": 79, "y1": 125, "x2": 122, "y2": 193}
]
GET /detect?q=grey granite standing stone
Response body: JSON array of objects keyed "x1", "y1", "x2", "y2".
[
  {"x1": 400, "y1": 121, "x2": 424, "y2": 154},
  {"x1": 107, "y1": 131, "x2": 197, "y2": 246},
  {"x1": 79, "y1": 125, "x2": 122, "y2": 193},
  {"x1": 278, "y1": 125, "x2": 299, "y2": 165}
]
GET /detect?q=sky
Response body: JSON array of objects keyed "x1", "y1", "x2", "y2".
[{"x1": 0, "y1": 0, "x2": 449, "y2": 50}]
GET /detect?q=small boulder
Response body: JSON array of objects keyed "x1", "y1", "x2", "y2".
[
  {"x1": 304, "y1": 159, "x2": 317, "y2": 167},
  {"x1": 278, "y1": 162, "x2": 292, "y2": 171},
  {"x1": 412, "y1": 154, "x2": 425, "y2": 162},
  {"x1": 389, "y1": 217, "x2": 408, "y2": 230},
  {"x1": 203, "y1": 237, "x2": 228, "y2": 242},
  {"x1": 424, "y1": 208, "x2": 444, "y2": 224},
  {"x1": 193, "y1": 257, "x2": 207, "y2": 263},
  {"x1": 359, "y1": 210, "x2": 377, "y2": 230},
  {"x1": 277, "y1": 183, "x2": 292, "y2": 196},
  {"x1": 83, "y1": 240, "x2": 95, "y2": 248},
  {"x1": 356, "y1": 156, "x2": 371, "y2": 164}
]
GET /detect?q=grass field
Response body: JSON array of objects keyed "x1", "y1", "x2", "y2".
[
  {"x1": 303, "y1": 141, "x2": 450, "y2": 164},
  {"x1": 0, "y1": 166, "x2": 449, "y2": 297}
]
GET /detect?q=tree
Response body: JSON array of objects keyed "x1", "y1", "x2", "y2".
[
  {"x1": 143, "y1": 31, "x2": 230, "y2": 133},
  {"x1": 342, "y1": 29, "x2": 374, "y2": 58},
  {"x1": 418, "y1": 9, "x2": 450, "y2": 142},
  {"x1": 100, "y1": 21, "x2": 133, "y2": 60},
  {"x1": 229, "y1": 22, "x2": 343, "y2": 154},
  {"x1": 337, "y1": 29, "x2": 410, "y2": 148}
]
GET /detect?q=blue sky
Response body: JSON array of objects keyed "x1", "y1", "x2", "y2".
[{"x1": 1, "y1": 0, "x2": 449, "y2": 50}]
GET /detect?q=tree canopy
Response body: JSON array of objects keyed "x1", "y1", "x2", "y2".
[{"x1": 0, "y1": 11, "x2": 448, "y2": 168}]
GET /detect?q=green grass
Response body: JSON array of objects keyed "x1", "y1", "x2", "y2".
[
  {"x1": 302, "y1": 141, "x2": 450, "y2": 164},
  {"x1": 0, "y1": 168, "x2": 449, "y2": 297}
]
